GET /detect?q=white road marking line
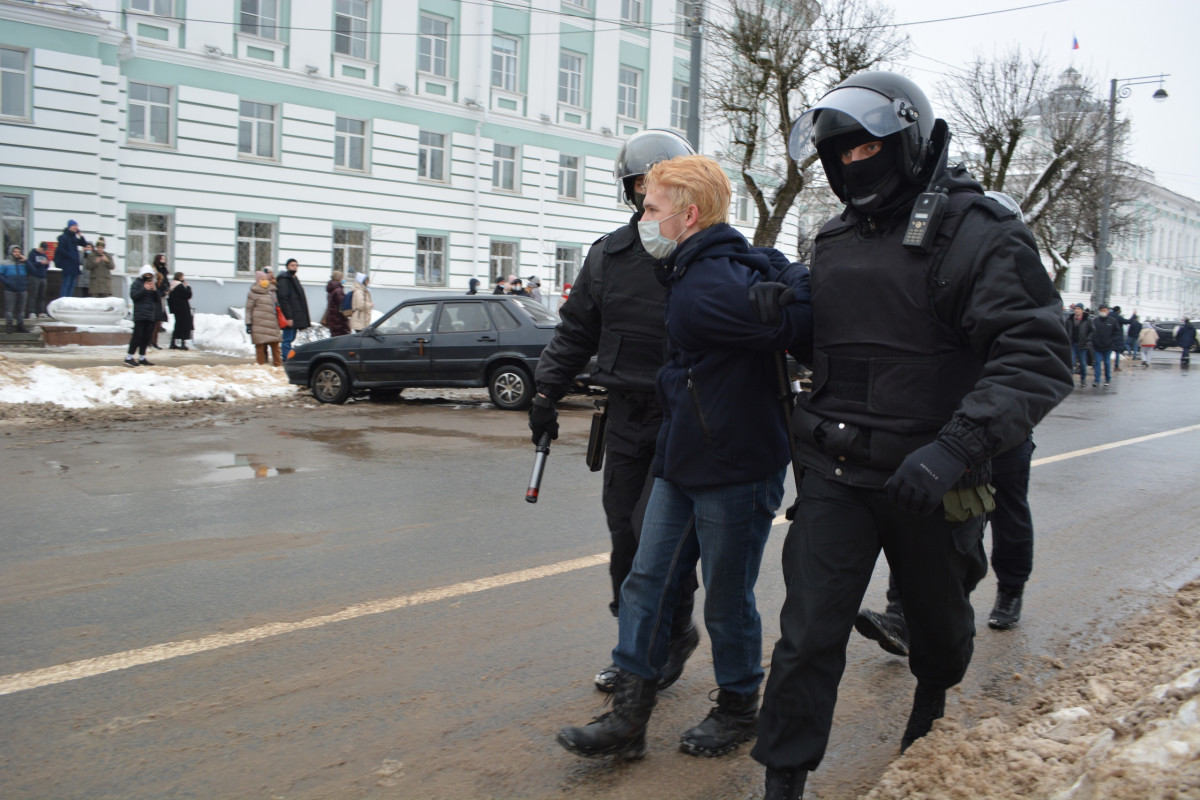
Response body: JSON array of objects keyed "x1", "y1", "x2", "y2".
[
  {"x1": 5, "y1": 422, "x2": 1197, "y2": 698},
  {"x1": 0, "y1": 552, "x2": 609, "y2": 697}
]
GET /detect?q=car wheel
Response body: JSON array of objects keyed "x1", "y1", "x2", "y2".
[
  {"x1": 488, "y1": 364, "x2": 534, "y2": 411},
  {"x1": 311, "y1": 362, "x2": 351, "y2": 404}
]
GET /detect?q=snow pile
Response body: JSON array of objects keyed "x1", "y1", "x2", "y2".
[
  {"x1": 190, "y1": 313, "x2": 331, "y2": 358},
  {"x1": 0, "y1": 359, "x2": 294, "y2": 408},
  {"x1": 866, "y1": 580, "x2": 1200, "y2": 800}
]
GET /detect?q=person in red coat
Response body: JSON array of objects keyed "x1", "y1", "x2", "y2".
[{"x1": 325, "y1": 271, "x2": 351, "y2": 337}]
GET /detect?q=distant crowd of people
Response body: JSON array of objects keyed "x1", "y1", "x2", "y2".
[{"x1": 1064, "y1": 303, "x2": 1195, "y2": 385}]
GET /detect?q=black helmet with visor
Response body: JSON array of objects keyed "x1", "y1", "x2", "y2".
[{"x1": 613, "y1": 129, "x2": 696, "y2": 208}]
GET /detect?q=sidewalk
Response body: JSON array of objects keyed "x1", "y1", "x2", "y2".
[{"x1": 0, "y1": 343, "x2": 255, "y2": 371}]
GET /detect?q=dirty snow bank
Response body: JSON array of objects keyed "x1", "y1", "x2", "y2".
[
  {"x1": 0, "y1": 359, "x2": 294, "y2": 408},
  {"x1": 867, "y1": 579, "x2": 1200, "y2": 800},
  {"x1": 190, "y1": 313, "x2": 330, "y2": 358}
]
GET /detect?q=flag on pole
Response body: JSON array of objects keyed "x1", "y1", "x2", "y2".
[{"x1": 1072, "y1": 36, "x2": 1079, "y2": 50}]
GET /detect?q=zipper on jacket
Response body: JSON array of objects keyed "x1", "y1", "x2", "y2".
[{"x1": 686, "y1": 370, "x2": 713, "y2": 445}]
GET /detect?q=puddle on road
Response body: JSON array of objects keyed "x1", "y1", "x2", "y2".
[{"x1": 194, "y1": 452, "x2": 302, "y2": 481}]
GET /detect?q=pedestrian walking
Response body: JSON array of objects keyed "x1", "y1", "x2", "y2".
[
  {"x1": 1139, "y1": 324, "x2": 1159, "y2": 366},
  {"x1": 24, "y1": 243, "x2": 49, "y2": 318},
  {"x1": 1125, "y1": 313, "x2": 1142, "y2": 357},
  {"x1": 1089, "y1": 304, "x2": 1121, "y2": 386},
  {"x1": 275, "y1": 258, "x2": 311, "y2": 360},
  {"x1": 752, "y1": 72, "x2": 1073, "y2": 800},
  {"x1": 149, "y1": 254, "x2": 170, "y2": 348},
  {"x1": 556, "y1": 154, "x2": 813, "y2": 762},
  {"x1": 532, "y1": 129, "x2": 702, "y2": 698},
  {"x1": 526, "y1": 276, "x2": 543, "y2": 304},
  {"x1": 54, "y1": 220, "x2": 88, "y2": 298},
  {"x1": 467, "y1": 278, "x2": 480, "y2": 295},
  {"x1": 492, "y1": 275, "x2": 507, "y2": 295},
  {"x1": 167, "y1": 272, "x2": 193, "y2": 350},
  {"x1": 245, "y1": 270, "x2": 282, "y2": 366},
  {"x1": 125, "y1": 265, "x2": 165, "y2": 366},
  {"x1": 349, "y1": 273, "x2": 373, "y2": 332},
  {"x1": 1176, "y1": 319, "x2": 1196, "y2": 366},
  {"x1": 2, "y1": 245, "x2": 29, "y2": 333},
  {"x1": 324, "y1": 271, "x2": 350, "y2": 337},
  {"x1": 83, "y1": 237, "x2": 115, "y2": 297},
  {"x1": 1064, "y1": 304, "x2": 1092, "y2": 387}
]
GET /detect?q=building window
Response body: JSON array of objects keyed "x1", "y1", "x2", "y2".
[
  {"x1": 735, "y1": 183, "x2": 754, "y2": 224},
  {"x1": 239, "y1": 0, "x2": 277, "y2": 39},
  {"x1": 126, "y1": 212, "x2": 171, "y2": 272},
  {"x1": 238, "y1": 100, "x2": 276, "y2": 159},
  {"x1": 617, "y1": 67, "x2": 641, "y2": 119},
  {"x1": 237, "y1": 220, "x2": 274, "y2": 274},
  {"x1": 558, "y1": 51, "x2": 583, "y2": 107},
  {"x1": 333, "y1": 227, "x2": 368, "y2": 277},
  {"x1": 675, "y1": 0, "x2": 691, "y2": 37},
  {"x1": 1080, "y1": 266, "x2": 1094, "y2": 294},
  {"x1": 335, "y1": 0, "x2": 369, "y2": 59},
  {"x1": 491, "y1": 35, "x2": 518, "y2": 92},
  {"x1": 131, "y1": 0, "x2": 173, "y2": 16},
  {"x1": 555, "y1": 245, "x2": 581, "y2": 287},
  {"x1": 563, "y1": 0, "x2": 589, "y2": 8},
  {"x1": 335, "y1": 117, "x2": 367, "y2": 171},
  {"x1": 419, "y1": 15, "x2": 450, "y2": 77},
  {"x1": 0, "y1": 47, "x2": 29, "y2": 119},
  {"x1": 558, "y1": 154, "x2": 581, "y2": 200},
  {"x1": 621, "y1": 0, "x2": 643, "y2": 23},
  {"x1": 493, "y1": 144, "x2": 517, "y2": 192},
  {"x1": 2, "y1": 194, "x2": 28, "y2": 256},
  {"x1": 418, "y1": 130, "x2": 447, "y2": 181},
  {"x1": 128, "y1": 82, "x2": 171, "y2": 146},
  {"x1": 416, "y1": 234, "x2": 447, "y2": 286},
  {"x1": 490, "y1": 240, "x2": 518, "y2": 278},
  {"x1": 671, "y1": 80, "x2": 689, "y2": 130}
]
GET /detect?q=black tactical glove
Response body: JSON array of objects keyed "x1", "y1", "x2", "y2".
[
  {"x1": 885, "y1": 439, "x2": 970, "y2": 517},
  {"x1": 748, "y1": 281, "x2": 796, "y2": 326},
  {"x1": 529, "y1": 394, "x2": 559, "y2": 444}
]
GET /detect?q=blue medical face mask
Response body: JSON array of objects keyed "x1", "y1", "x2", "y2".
[{"x1": 637, "y1": 209, "x2": 686, "y2": 260}]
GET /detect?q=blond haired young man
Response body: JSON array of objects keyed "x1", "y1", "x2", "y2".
[{"x1": 557, "y1": 155, "x2": 813, "y2": 761}]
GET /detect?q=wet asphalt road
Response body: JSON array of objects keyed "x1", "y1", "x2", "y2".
[{"x1": 1, "y1": 358, "x2": 1198, "y2": 800}]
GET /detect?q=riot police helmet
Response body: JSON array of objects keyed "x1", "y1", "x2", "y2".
[
  {"x1": 613, "y1": 129, "x2": 696, "y2": 207},
  {"x1": 984, "y1": 190, "x2": 1024, "y2": 222},
  {"x1": 789, "y1": 71, "x2": 938, "y2": 205}
]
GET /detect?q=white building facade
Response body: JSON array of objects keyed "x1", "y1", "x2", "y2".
[{"x1": 0, "y1": 0, "x2": 792, "y2": 308}]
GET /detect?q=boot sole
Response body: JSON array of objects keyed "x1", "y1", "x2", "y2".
[
  {"x1": 678, "y1": 728, "x2": 756, "y2": 758},
  {"x1": 854, "y1": 612, "x2": 909, "y2": 657},
  {"x1": 556, "y1": 731, "x2": 646, "y2": 760}
]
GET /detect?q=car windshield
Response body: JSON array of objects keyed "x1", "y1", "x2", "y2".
[{"x1": 509, "y1": 296, "x2": 559, "y2": 324}]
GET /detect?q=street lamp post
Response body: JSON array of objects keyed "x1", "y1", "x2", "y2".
[{"x1": 1091, "y1": 74, "x2": 1168, "y2": 310}]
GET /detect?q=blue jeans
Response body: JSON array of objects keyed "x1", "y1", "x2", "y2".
[
  {"x1": 613, "y1": 468, "x2": 786, "y2": 695},
  {"x1": 281, "y1": 326, "x2": 296, "y2": 360},
  {"x1": 59, "y1": 272, "x2": 78, "y2": 298},
  {"x1": 1070, "y1": 343, "x2": 1090, "y2": 381},
  {"x1": 1093, "y1": 349, "x2": 1111, "y2": 383}
]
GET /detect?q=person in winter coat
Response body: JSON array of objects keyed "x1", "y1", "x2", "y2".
[
  {"x1": 1138, "y1": 323, "x2": 1159, "y2": 366},
  {"x1": 526, "y1": 276, "x2": 543, "y2": 304},
  {"x1": 24, "y1": 243, "x2": 49, "y2": 319},
  {"x1": 84, "y1": 237, "x2": 116, "y2": 297},
  {"x1": 1064, "y1": 304, "x2": 1092, "y2": 387},
  {"x1": 125, "y1": 265, "x2": 166, "y2": 366},
  {"x1": 1176, "y1": 319, "x2": 1196, "y2": 365},
  {"x1": 557, "y1": 155, "x2": 813, "y2": 762},
  {"x1": 349, "y1": 273, "x2": 373, "y2": 332},
  {"x1": 325, "y1": 271, "x2": 350, "y2": 337},
  {"x1": 467, "y1": 278, "x2": 480, "y2": 295},
  {"x1": 246, "y1": 270, "x2": 282, "y2": 366},
  {"x1": 148, "y1": 254, "x2": 170, "y2": 348},
  {"x1": 2, "y1": 245, "x2": 29, "y2": 333},
  {"x1": 54, "y1": 220, "x2": 88, "y2": 298},
  {"x1": 167, "y1": 272, "x2": 193, "y2": 350},
  {"x1": 1125, "y1": 313, "x2": 1143, "y2": 356},
  {"x1": 1088, "y1": 304, "x2": 1122, "y2": 386},
  {"x1": 274, "y1": 258, "x2": 311, "y2": 360}
]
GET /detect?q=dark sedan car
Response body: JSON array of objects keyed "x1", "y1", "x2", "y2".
[
  {"x1": 1152, "y1": 320, "x2": 1199, "y2": 352},
  {"x1": 285, "y1": 294, "x2": 583, "y2": 410}
]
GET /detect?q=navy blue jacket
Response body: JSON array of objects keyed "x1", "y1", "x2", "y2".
[
  {"x1": 25, "y1": 250, "x2": 49, "y2": 279},
  {"x1": 1, "y1": 258, "x2": 28, "y2": 293},
  {"x1": 1178, "y1": 321, "x2": 1197, "y2": 351},
  {"x1": 652, "y1": 223, "x2": 813, "y2": 489},
  {"x1": 54, "y1": 229, "x2": 87, "y2": 276}
]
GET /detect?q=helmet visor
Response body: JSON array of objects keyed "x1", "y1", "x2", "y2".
[{"x1": 789, "y1": 86, "x2": 920, "y2": 161}]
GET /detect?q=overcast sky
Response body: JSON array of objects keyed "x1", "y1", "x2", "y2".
[{"x1": 888, "y1": 0, "x2": 1199, "y2": 200}]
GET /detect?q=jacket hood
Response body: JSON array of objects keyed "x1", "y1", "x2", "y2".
[
  {"x1": 665, "y1": 223, "x2": 768, "y2": 281},
  {"x1": 250, "y1": 282, "x2": 271, "y2": 295},
  {"x1": 326, "y1": 279, "x2": 343, "y2": 290}
]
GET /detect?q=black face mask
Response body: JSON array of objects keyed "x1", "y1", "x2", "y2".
[
  {"x1": 632, "y1": 191, "x2": 647, "y2": 215},
  {"x1": 835, "y1": 134, "x2": 902, "y2": 213}
]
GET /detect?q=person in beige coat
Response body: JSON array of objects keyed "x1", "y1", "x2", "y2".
[
  {"x1": 350, "y1": 272, "x2": 374, "y2": 332},
  {"x1": 84, "y1": 237, "x2": 116, "y2": 297},
  {"x1": 246, "y1": 269, "x2": 283, "y2": 366},
  {"x1": 1138, "y1": 323, "x2": 1159, "y2": 367}
]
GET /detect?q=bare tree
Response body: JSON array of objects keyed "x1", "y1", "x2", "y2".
[{"x1": 705, "y1": 0, "x2": 908, "y2": 248}]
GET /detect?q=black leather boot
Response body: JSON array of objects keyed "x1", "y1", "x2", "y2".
[
  {"x1": 657, "y1": 623, "x2": 700, "y2": 690},
  {"x1": 854, "y1": 608, "x2": 909, "y2": 657},
  {"x1": 679, "y1": 688, "x2": 758, "y2": 757},
  {"x1": 900, "y1": 684, "x2": 945, "y2": 753},
  {"x1": 764, "y1": 766, "x2": 807, "y2": 800},
  {"x1": 557, "y1": 671, "x2": 657, "y2": 759},
  {"x1": 988, "y1": 587, "x2": 1023, "y2": 630}
]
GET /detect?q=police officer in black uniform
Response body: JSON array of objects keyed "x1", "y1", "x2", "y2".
[
  {"x1": 530, "y1": 129, "x2": 701, "y2": 693},
  {"x1": 751, "y1": 72, "x2": 1074, "y2": 800}
]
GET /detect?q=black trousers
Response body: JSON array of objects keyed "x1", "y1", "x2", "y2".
[
  {"x1": 127, "y1": 320, "x2": 156, "y2": 356},
  {"x1": 753, "y1": 471, "x2": 987, "y2": 772},
  {"x1": 885, "y1": 435, "x2": 1035, "y2": 613},
  {"x1": 603, "y1": 389, "x2": 696, "y2": 637}
]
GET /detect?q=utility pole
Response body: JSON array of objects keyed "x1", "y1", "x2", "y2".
[{"x1": 685, "y1": 1, "x2": 703, "y2": 151}]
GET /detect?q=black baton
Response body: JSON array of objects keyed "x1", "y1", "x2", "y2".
[{"x1": 525, "y1": 432, "x2": 552, "y2": 503}]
